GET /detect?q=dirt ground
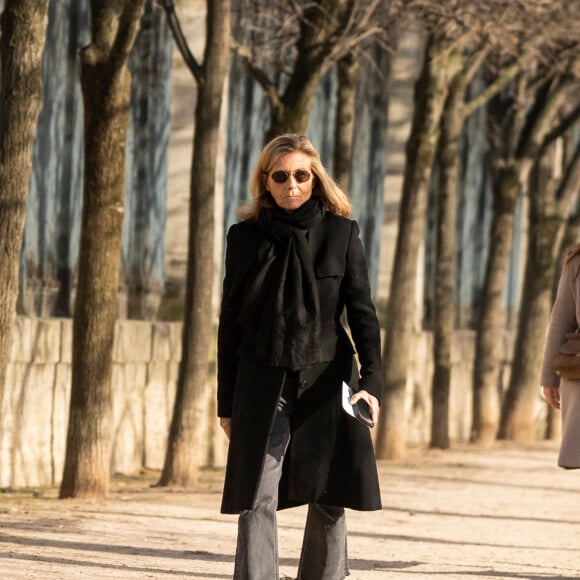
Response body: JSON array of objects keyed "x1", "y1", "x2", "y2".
[{"x1": 1, "y1": 441, "x2": 578, "y2": 580}]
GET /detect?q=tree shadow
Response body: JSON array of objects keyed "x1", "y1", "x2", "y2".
[
  {"x1": 343, "y1": 529, "x2": 579, "y2": 552},
  {"x1": 382, "y1": 472, "x2": 580, "y2": 495},
  {"x1": 395, "y1": 569, "x2": 580, "y2": 579},
  {"x1": 382, "y1": 504, "x2": 580, "y2": 525},
  {"x1": 0, "y1": 551, "x2": 232, "y2": 578},
  {"x1": 0, "y1": 533, "x2": 234, "y2": 562}
]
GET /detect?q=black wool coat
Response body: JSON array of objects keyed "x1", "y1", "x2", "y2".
[{"x1": 217, "y1": 212, "x2": 383, "y2": 514}]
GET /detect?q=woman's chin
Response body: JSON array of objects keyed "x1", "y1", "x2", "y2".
[{"x1": 279, "y1": 199, "x2": 304, "y2": 211}]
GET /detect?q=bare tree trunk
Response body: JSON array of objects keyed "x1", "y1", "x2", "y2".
[
  {"x1": 269, "y1": 82, "x2": 321, "y2": 138},
  {"x1": 429, "y1": 45, "x2": 511, "y2": 448},
  {"x1": 499, "y1": 139, "x2": 580, "y2": 440},
  {"x1": 158, "y1": 0, "x2": 230, "y2": 487},
  {"x1": 267, "y1": 2, "x2": 346, "y2": 138},
  {"x1": 333, "y1": 53, "x2": 359, "y2": 190},
  {"x1": 267, "y1": 65, "x2": 324, "y2": 139},
  {"x1": 430, "y1": 49, "x2": 464, "y2": 449},
  {"x1": 53, "y1": 0, "x2": 85, "y2": 318},
  {"x1": 0, "y1": 0, "x2": 49, "y2": 418},
  {"x1": 471, "y1": 72, "x2": 571, "y2": 444},
  {"x1": 470, "y1": 164, "x2": 520, "y2": 444},
  {"x1": 375, "y1": 33, "x2": 454, "y2": 460},
  {"x1": 60, "y1": 0, "x2": 146, "y2": 499},
  {"x1": 125, "y1": 0, "x2": 172, "y2": 321}
]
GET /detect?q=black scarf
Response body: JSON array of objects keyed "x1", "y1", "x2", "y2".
[{"x1": 240, "y1": 197, "x2": 325, "y2": 369}]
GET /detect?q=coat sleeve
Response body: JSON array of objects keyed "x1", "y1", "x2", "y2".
[
  {"x1": 342, "y1": 220, "x2": 384, "y2": 402},
  {"x1": 540, "y1": 258, "x2": 580, "y2": 388},
  {"x1": 217, "y1": 225, "x2": 244, "y2": 417}
]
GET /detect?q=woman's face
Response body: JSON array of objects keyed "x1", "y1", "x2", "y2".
[{"x1": 265, "y1": 152, "x2": 314, "y2": 212}]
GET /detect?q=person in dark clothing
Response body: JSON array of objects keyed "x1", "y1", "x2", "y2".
[{"x1": 217, "y1": 133, "x2": 383, "y2": 579}]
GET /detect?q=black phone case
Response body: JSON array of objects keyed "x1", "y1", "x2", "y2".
[{"x1": 353, "y1": 398, "x2": 374, "y2": 428}]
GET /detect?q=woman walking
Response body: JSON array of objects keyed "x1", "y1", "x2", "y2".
[{"x1": 217, "y1": 134, "x2": 383, "y2": 579}]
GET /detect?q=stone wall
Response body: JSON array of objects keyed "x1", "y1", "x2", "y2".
[
  {"x1": 1, "y1": 317, "x2": 182, "y2": 488},
  {"x1": 2, "y1": 317, "x2": 534, "y2": 489}
]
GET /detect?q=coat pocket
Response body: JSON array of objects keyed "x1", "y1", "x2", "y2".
[
  {"x1": 315, "y1": 263, "x2": 343, "y2": 302},
  {"x1": 315, "y1": 260, "x2": 345, "y2": 279}
]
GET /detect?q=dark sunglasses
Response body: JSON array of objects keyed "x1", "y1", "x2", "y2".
[{"x1": 270, "y1": 169, "x2": 312, "y2": 184}]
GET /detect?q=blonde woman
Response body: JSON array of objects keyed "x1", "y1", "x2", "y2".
[{"x1": 217, "y1": 134, "x2": 382, "y2": 579}]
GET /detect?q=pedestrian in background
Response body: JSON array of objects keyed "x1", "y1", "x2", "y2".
[{"x1": 541, "y1": 243, "x2": 580, "y2": 469}]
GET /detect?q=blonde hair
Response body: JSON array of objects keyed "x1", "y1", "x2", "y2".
[{"x1": 237, "y1": 133, "x2": 352, "y2": 221}]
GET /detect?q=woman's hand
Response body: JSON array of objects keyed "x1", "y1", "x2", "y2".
[
  {"x1": 349, "y1": 390, "x2": 380, "y2": 426},
  {"x1": 542, "y1": 386, "x2": 560, "y2": 410},
  {"x1": 220, "y1": 417, "x2": 232, "y2": 440}
]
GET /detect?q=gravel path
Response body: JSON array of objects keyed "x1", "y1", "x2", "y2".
[{"x1": 1, "y1": 441, "x2": 578, "y2": 579}]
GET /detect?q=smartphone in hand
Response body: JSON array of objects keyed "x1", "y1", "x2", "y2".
[{"x1": 342, "y1": 382, "x2": 374, "y2": 428}]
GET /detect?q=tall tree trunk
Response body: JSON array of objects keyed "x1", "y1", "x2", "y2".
[
  {"x1": 268, "y1": 74, "x2": 323, "y2": 138},
  {"x1": 333, "y1": 53, "x2": 359, "y2": 190},
  {"x1": 60, "y1": 0, "x2": 146, "y2": 499},
  {"x1": 430, "y1": 50, "x2": 464, "y2": 449},
  {"x1": 472, "y1": 77, "x2": 570, "y2": 444},
  {"x1": 375, "y1": 33, "x2": 454, "y2": 460},
  {"x1": 499, "y1": 141, "x2": 580, "y2": 440},
  {"x1": 349, "y1": 38, "x2": 393, "y2": 293},
  {"x1": 53, "y1": 0, "x2": 85, "y2": 318},
  {"x1": 125, "y1": 0, "x2": 172, "y2": 320},
  {"x1": 0, "y1": 0, "x2": 49, "y2": 418},
  {"x1": 470, "y1": 163, "x2": 520, "y2": 445},
  {"x1": 158, "y1": 0, "x2": 230, "y2": 487}
]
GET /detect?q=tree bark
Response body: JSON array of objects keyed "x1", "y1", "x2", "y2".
[
  {"x1": 470, "y1": 163, "x2": 520, "y2": 445},
  {"x1": 60, "y1": 0, "x2": 146, "y2": 499},
  {"x1": 430, "y1": 49, "x2": 464, "y2": 449},
  {"x1": 333, "y1": 53, "x2": 359, "y2": 190},
  {"x1": 157, "y1": 0, "x2": 230, "y2": 487},
  {"x1": 375, "y1": 32, "x2": 454, "y2": 460},
  {"x1": 0, "y1": 0, "x2": 49, "y2": 418}
]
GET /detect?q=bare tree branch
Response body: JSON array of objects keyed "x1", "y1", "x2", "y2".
[
  {"x1": 463, "y1": 60, "x2": 520, "y2": 119},
  {"x1": 462, "y1": 46, "x2": 489, "y2": 83},
  {"x1": 110, "y1": 0, "x2": 148, "y2": 74},
  {"x1": 235, "y1": 48, "x2": 283, "y2": 113},
  {"x1": 157, "y1": 0, "x2": 204, "y2": 85},
  {"x1": 541, "y1": 100, "x2": 580, "y2": 150},
  {"x1": 234, "y1": 0, "x2": 393, "y2": 84},
  {"x1": 515, "y1": 77, "x2": 568, "y2": 182}
]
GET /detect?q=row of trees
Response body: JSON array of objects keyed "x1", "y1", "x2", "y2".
[
  {"x1": 378, "y1": 0, "x2": 580, "y2": 456},
  {"x1": 0, "y1": 0, "x2": 578, "y2": 497}
]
